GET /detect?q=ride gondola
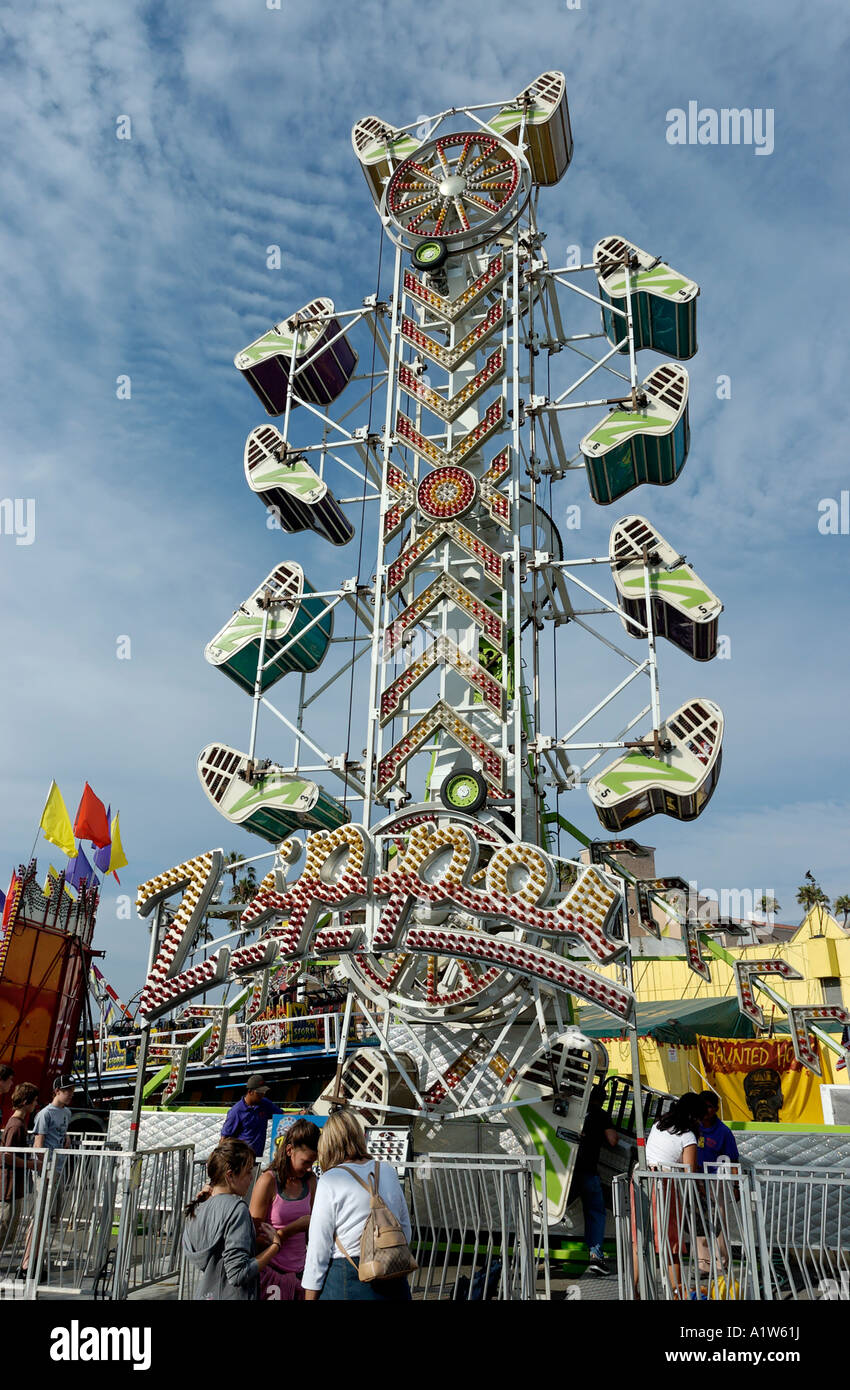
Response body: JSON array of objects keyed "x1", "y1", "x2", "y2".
[
  {"x1": 610, "y1": 515, "x2": 722, "y2": 661},
  {"x1": 197, "y1": 743, "x2": 350, "y2": 841},
  {"x1": 205, "y1": 562, "x2": 334, "y2": 695},
  {"x1": 587, "y1": 698, "x2": 724, "y2": 830},
  {"x1": 580, "y1": 363, "x2": 690, "y2": 504},
  {"x1": 594, "y1": 235, "x2": 699, "y2": 359}
]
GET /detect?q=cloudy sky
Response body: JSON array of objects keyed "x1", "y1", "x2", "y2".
[{"x1": 1, "y1": 0, "x2": 848, "y2": 1002}]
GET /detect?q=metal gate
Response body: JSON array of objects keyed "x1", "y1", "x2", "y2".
[
  {"x1": 616, "y1": 1162, "x2": 850, "y2": 1302},
  {"x1": 0, "y1": 1143, "x2": 192, "y2": 1300}
]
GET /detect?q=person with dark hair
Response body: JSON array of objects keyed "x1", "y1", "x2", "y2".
[
  {"x1": 249, "y1": 1117, "x2": 320, "y2": 1300},
  {"x1": 0, "y1": 1083, "x2": 39, "y2": 1245},
  {"x1": 0, "y1": 1066, "x2": 14, "y2": 1099},
  {"x1": 17, "y1": 1076, "x2": 75, "y2": 1279},
  {"x1": 695, "y1": 1092, "x2": 739, "y2": 1276},
  {"x1": 182, "y1": 1139, "x2": 282, "y2": 1300},
  {"x1": 642, "y1": 1092, "x2": 711, "y2": 1296},
  {"x1": 696, "y1": 1092, "x2": 738, "y2": 1171},
  {"x1": 220, "y1": 1074, "x2": 284, "y2": 1158},
  {"x1": 574, "y1": 1084, "x2": 618, "y2": 1276}
]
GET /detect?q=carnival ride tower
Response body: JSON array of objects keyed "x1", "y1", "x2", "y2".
[{"x1": 140, "y1": 72, "x2": 759, "y2": 1218}]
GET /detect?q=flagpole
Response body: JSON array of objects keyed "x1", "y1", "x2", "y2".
[{"x1": 27, "y1": 782, "x2": 53, "y2": 866}]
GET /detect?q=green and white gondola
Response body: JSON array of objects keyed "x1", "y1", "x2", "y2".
[
  {"x1": 197, "y1": 743, "x2": 350, "y2": 842},
  {"x1": 580, "y1": 363, "x2": 690, "y2": 505},
  {"x1": 488, "y1": 70, "x2": 573, "y2": 187},
  {"x1": 610, "y1": 515, "x2": 722, "y2": 661},
  {"x1": 594, "y1": 235, "x2": 699, "y2": 359},
  {"x1": 205, "y1": 562, "x2": 334, "y2": 696},
  {"x1": 587, "y1": 698, "x2": 723, "y2": 831},
  {"x1": 506, "y1": 1032, "x2": 607, "y2": 1225},
  {"x1": 244, "y1": 425, "x2": 354, "y2": 546},
  {"x1": 351, "y1": 117, "x2": 423, "y2": 207},
  {"x1": 234, "y1": 297, "x2": 358, "y2": 416}
]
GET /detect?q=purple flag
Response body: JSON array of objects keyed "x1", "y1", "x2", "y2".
[
  {"x1": 94, "y1": 806, "x2": 112, "y2": 873},
  {"x1": 66, "y1": 845, "x2": 98, "y2": 890}
]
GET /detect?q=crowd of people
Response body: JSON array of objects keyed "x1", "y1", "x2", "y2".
[
  {"x1": 184, "y1": 1088, "x2": 414, "y2": 1302},
  {"x1": 576, "y1": 1084, "x2": 739, "y2": 1282},
  {"x1": 0, "y1": 1059, "x2": 741, "y2": 1300}
]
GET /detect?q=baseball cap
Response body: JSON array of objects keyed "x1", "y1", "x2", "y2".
[
  {"x1": 245, "y1": 1074, "x2": 269, "y2": 1093},
  {"x1": 53, "y1": 1074, "x2": 76, "y2": 1093}
]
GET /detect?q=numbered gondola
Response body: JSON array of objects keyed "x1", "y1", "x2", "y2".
[
  {"x1": 244, "y1": 425, "x2": 354, "y2": 546},
  {"x1": 610, "y1": 515, "x2": 722, "y2": 661},
  {"x1": 197, "y1": 742, "x2": 350, "y2": 841},
  {"x1": 587, "y1": 698, "x2": 724, "y2": 830},
  {"x1": 580, "y1": 363, "x2": 690, "y2": 504},
  {"x1": 234, "y1": 297, "x2": 357, "y2": 415},
  {"x1": 205, "y1": 562, "x2": 334, "y2": 695},
  {"x1": 594, "y1": 235, "x2": 699, "y2": 359}
]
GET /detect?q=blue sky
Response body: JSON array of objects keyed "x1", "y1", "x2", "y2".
[{"x1": 1, "y1": 0, "x2": 848, "y2": 1001}]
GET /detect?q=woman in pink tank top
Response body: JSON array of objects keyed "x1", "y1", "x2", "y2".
[{"x1": 250, "y1": 1118, "x2": 320, "y2": 1300}]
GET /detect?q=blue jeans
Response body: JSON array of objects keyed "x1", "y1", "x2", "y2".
[
  {"x1": 319, "y1": 1256, "x2": 412, "y2": 1302},
  {"x1": 578, "y1": 1173, "x2": 606, "y2": 1257}
]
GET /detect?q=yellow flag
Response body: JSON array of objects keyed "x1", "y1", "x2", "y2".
[
  {"x1": 107, "y1": 813, "x2": 128, "y2": 874},
  {"x1": 44, "y1": 864, "x2": 74, "y2": 899},
  {"x1": 40, "y1": 781, "x2": 76, "y2": 857}
]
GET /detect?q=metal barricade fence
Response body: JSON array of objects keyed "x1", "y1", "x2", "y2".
[
  {"x1": 0, "y1": 1144, "x2": 192, "y2": 1300},
  {"x1": 0, "y1": 1148, "x2": 47, "y2": 1296},
  {"x1": 749, "y1": 1166, "x2": 850, "y2": 1302},
  {"x1": 109, "y1": 1146, "x2": 194, "y2": 1299},
  {"x1": 616, "y1": 1165, "x2": 761, "y2": 1302},
  {"x1": 176, "y1": 1154, "x2": 548, "y2": 1301},
  {"x1": 401, "y1": 1155, "x2": 549, "y2": 1302}
]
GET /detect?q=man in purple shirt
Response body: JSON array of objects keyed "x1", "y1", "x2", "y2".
[
  {"x1": 220, "y1": 1075, "x2": 283, "y2": 1158},
  {"x1": 696, "y1": 1091, "x2": 739, "y2": 1171}
]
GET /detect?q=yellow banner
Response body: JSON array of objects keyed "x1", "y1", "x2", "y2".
[{"x1": 697, "y1": 1035, "x2": 827, "y2": 1123}]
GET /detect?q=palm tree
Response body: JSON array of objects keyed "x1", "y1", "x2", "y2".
[
  {"x1": 796, "y1": 877, "x2": 831, "y2": 919},
  {"x1": 759, "y1": 894, "x2": 780, "y2": 920},
  {"x1": 223, "y1": 850, "x2": 257, "y2": 905},
  {"x1": 834, "y1": 895, "x2": 850, "y2": 929}
]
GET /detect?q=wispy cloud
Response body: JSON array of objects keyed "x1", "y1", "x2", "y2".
[{"x1": 1, "y1": 0, "x2": 848, "y2": 998}]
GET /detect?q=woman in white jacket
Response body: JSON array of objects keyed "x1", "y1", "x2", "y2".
[{"x1": 302, "y1": 1110, "x2": 413, "y2": 1302}]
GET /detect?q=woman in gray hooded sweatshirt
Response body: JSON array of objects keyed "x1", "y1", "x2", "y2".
[{"x1": 183, "y1": 1139, "x2": 284, "y2": 1300}]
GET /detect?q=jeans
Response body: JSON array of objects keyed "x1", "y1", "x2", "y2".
[
  {"x1": 319, "y1": 1256, "x2": 412, "y2": 1302},
  {"x1": 578, "y1": 1173, "x2": 606, "y2": 1257}
]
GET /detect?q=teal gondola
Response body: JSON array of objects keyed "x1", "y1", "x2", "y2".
[
  {"x1": 594, "y1": 235, "x2": 699, "y2": 359},
  {"x1": 205, "y1": 562, "x2": 334, "y2": 695},
  {"x1": 197, "y1": 743, "x2": 350, "y2": 842},
  {"x1": 580, "y1": 363, "x2": 690, "y2": 505}
]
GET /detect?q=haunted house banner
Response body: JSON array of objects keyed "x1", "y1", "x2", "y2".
[{"x1": 697, "y1": 1035, "x2": 827, "y2": 1123}]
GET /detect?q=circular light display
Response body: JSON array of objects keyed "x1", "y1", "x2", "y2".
[
  {"x1": 385, "y1": 132, "x2": 527, "y2": 251},
  {"x1": 417, "y1": 465, "x2": 478, "y2": 521}
]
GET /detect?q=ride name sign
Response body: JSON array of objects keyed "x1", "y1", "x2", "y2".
[{"x1": 137, "y1": 822, "x2": 633, "y2": 1023}]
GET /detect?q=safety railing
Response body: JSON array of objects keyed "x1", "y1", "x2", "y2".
[
  {"x1": 401, "y1": 1154, "x2": 549, "y2": 1302},
  {"x1": 749, "y1": 1165, "x2": 850, "y2": 1301},
  {"x1": 616, "y1": 1161, "x2": 850, "y2": 1302},
  {"x1": 617, "y1": 1164, "x2": 761, "y2": 1301},
  {"x1": 109, "y1": 1145, "x2": 194, "y2": 1299},
  {"x1": 0, "y1": 1144, "x2": 192, "y2": 1300}
]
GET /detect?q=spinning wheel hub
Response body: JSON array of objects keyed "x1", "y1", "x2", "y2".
[{"x1": 438, "y1": 173, "x2": 467, "y2": 198}]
